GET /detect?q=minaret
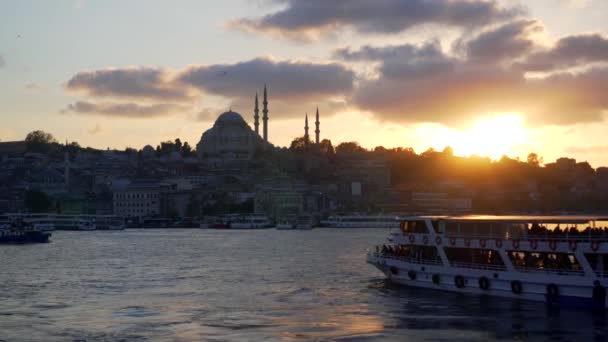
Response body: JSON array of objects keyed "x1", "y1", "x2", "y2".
[
  {"x1": 254, "y1": 93, "x2": 260, "y2": 135},
  {"x1": 262, "y1": 84, "x2": 268, "y2": 142},
  {"x1": 315, "y1": 107, "x2": 320, "y2": 144},
  {"x1": 304, "y1": 113, "x2": 309, "y2": 145}
]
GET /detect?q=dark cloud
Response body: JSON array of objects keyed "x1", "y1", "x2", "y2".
[
  {"x1": 345, "y1": 37, "x2": 608, "y2": 126},
  {"x1": 62, "y1": 101, "x2": 188, "y2": 118},
  {"x1": 178, "y1": 57, "x2": 355, "y2": 100},
  {"x1": 519, "y1": 33, "x2": 608, "y2": 71},
  {"x1": 66, "y1": 68, "x2": 190, "y2": 101},
  {"x1": 456, "y1": 19, "x2": 542, "y2": 63},
  {"x1": 229, "y1": 0, "x2": 523, "y2": 41}
]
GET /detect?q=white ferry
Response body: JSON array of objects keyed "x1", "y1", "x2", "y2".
[
  {"x1": 276, "y1": 215, "x2": 315, "y2": 230},
  {"x1": 229, "y1": 215, "x2": 274, "y2": 229},
  {"x1": 83, "y1": 215, "x2": 125, "y2": 230},
  {"x1": 322, "y1": 214, "x2": 399, "y2": 228},
  {"x1": 367, "y1": 215, "x2": 608, "y2": 309},
  {"x1": 52, "y1": 215, "x2": 96, "y2": 231}
]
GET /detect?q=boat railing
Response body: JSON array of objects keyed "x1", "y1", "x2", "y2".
[
  {"x1": 370, "y1": 252, "x2": 443, "y2": 265},
  {"x1": 449, "y1": 261, "x2": 507, "y2": 271},
  {"x1": 513, "y1": 266, "x2": 585, "y2": 276},
  {"x1": 392, "y1": 231, "x2": 608, "y2": 242}
]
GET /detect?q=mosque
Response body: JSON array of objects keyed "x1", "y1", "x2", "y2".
[{"x1": 196, "y1": 85, "x2": 321, "y2": 160}]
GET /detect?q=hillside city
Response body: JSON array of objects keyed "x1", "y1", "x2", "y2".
[{"x1": 2, "y1": 107, "x2": 608, "y2": 226}]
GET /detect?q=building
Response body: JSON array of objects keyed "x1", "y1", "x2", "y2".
[
  {"x1": 196, "y1": 111, "x2": 265, "y2": 160},
  {"x1": 197, "y1": 86, "x2": 271, "y2": 160},
  {"x1": 113, "y1": 182, "x2": 162, "y2": 217}
]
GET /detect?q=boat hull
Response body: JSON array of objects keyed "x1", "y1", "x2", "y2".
[{"x1": 367, "y1": 254, "x2": 608, "y2": 310}]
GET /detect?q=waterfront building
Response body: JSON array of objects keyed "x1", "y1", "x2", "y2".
[{"x1": 113, "y1": 182, "x2": 162, "y2": 217}]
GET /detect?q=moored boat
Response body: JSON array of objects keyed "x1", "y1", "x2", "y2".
[
  {"x1": 322, "y1": 214, "x2": 399, "y2": 228},
  {"x1": 0, "y1": 219, "x2": 51, "y2": 244},
  {"x1": 368, "y1": 215, "x2": 608, "y2": 309}
]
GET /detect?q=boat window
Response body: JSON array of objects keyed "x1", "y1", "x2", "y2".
[
  {"x1": 507, "y1": 251, "x2": 581, "y2": 272},
  {"x1": 444, "y1": 247, "x2": 506, "y2": 269},
  {"x1": 584, "y1": 254, "x2": 608, "y2": 276},
  {"x1": 401, "y1": 221, "x2": 427, "y2": 233},
  {"x1": 377, "y1": 244, "x2": 442, "y2": 265}
]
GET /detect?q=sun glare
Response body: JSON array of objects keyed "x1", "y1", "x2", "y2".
[{"x1": 435, "y1": 114, "x2": 527, "y2": 160}]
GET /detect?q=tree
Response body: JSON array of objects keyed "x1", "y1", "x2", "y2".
[
  {"x1": 25, "y1": 130, "x2": 57, "y2": 153},
  {"x1": 527, "y1": 153, "x2": 542, "y2": 166},
  {"x1": 335, "y1": 141, "x2": 365, "y2": 154},
  {"x1": 182, "y1": 142, "x2": 193, "y2": 157},
  {"x1": 289, "y1": 136, "x2": 312, "y2": 152},
  {"x1": 318, "y1": 139, "x2": 335, "y2": 155},
  {"x1": 174, "y1": 138, "x2": 183, "y2": 151},
  {"x1": 25, "y1": 190, "x2": 51, "y2": 213}
]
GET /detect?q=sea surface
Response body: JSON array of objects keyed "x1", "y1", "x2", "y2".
[{"x1": 1, "y1": 228, "x2": 608, "y2": 341}]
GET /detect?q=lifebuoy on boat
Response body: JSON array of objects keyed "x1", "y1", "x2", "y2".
[
  {"x1": 511, "y1": 280, "x2": 523, "y2": 294},
  {"x1": 529, "y1": 239, "x2": 538, "y2": 250},
  {"x1": 591, "y1": 241, "x2": 600, "y2": 251},
  {"x1": 547, "y1": 283, "x2": 559, "y2": 300},
  {"x1": 454, "y1": 275, "x2": 465, "y2": 288},
  {"x1": 408, "y1": 234, "x2": 415, "y2": 243},
  {"x1": 464, "y1": 238, "x2": 471, "y2": 247},
  {"x1": 449, "y1": 237, "x2": 456, "y2": 246},
  {"x1": 408, "y1": 270, "x2": 416, "y2": 280},
  {"x1": 422, "y1": 235, "x2": 429, "y2": 245},
  {"x1": 548, "y1": 240, "x2": 557, "y2": 251},
  {"x1": 569, "y1": 240, "x2": 577, "y2": 251},
  {"x1": 480, "y1": 239, "x2": 486, "y2": 248},
  {"x1": 512, "y1": 239, "x2": 520, "y2": 249},
  {"x1": 478, "y1": 276, "x2": 490, "y2": 291},
  {"x1": 435, "y1": 236, "x2": 442, "y2": 245},
  {"x1": 495, "y1": 239, "x2": 503, "y2": 248}
]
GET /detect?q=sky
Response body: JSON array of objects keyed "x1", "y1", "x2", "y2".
[{"x1": 1, "y1": 0, "x2": 608, "y2": 166}]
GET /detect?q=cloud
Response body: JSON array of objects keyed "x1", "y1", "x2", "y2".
[
  {"x1": 519, "y1": 33, "x2": 608, "y2": 71},
  {"x1": 0, "y1": 55, "x2": 5, "y2": 68},
  {"x1": 341, "y1": 32, "x2": 608, "y2": 126},
  {"x1": 178, "y1": 57, "x2": 355, "y2": 100},
  {"x1": 455, "y1": 19, "x2": 543, "y2": 63},
  {"x1": 62, "y1": 101, "x2": 188, "y2": 118},
  {"x1": 229, "y1": 0, "x2": 523, "y2": 41},
  {"x1": 66, "y1": 67, "x2": 190, "y2": 101}
]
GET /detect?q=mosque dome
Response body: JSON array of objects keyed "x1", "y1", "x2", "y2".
[
  {"x1": 215, "y1": 111, "x2": 247, "y2": 126},
  {"x1": 197, "y1": 110, "x2": 263, "y2": 160},
  {"x1": 142, "y1": 145, "x2": 155, "y2": 157}
]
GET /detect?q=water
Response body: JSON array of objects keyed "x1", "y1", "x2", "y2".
[{"x1": 1, "y1": 229, "x2": 607, "y2": 341}]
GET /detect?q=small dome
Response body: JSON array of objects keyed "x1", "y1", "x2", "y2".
[
  {"x1": 142, "y1": 145, "x2": 155, "y2": 158},
  {"x1": 215, "y1": 111, "x2": 246, "y2": 126}
]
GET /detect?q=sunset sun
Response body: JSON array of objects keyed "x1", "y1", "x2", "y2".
[{"x1": 436, "y1": 114, "x2": 527, "y2": 160}]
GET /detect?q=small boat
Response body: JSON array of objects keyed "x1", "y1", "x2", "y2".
[
  {"x1": 321, "y1": 214, "x2": 399, "y2": 228},
  {"x1": 276, "y1": 220, "x2": 295, "y2": 230},
  {"x1": 230, "y1": 215, "x2": 274, "y2": 229},
  {"x1": 0, "y1": 219, "x2": 51, "y2": 244}
]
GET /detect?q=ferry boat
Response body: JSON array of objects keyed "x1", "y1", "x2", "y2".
[
  {"x1": 230, "y1": 215, "x2": 274, "y2": 229},
  {"x1": 85, "y1": 215, "x2": 125, "y2": 230},
  {"x1": 0, "y1": 219, "x2": 51, "y2": 244},
  {"x1": 367, "y1": 215, "x2": 608, "y2": 309},
  {"x1": 321, "y1": 214, "x2": 399, "y2": 228},
  {"x1": 52, "y1": 215, "x2": 96, "y2": 231}
]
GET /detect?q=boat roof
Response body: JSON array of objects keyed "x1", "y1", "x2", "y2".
[{"x1": 397, "y1": 215, "x2": 608, "y2": 224}]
